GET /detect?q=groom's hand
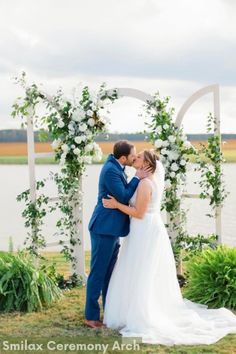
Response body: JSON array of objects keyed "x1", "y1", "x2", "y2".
[{"x1": 135, "y1": 166, "x2": 152, "y2": 180}]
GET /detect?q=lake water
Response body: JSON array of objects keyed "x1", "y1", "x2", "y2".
[{"x1": 0, "y1": 164, "x2": 235, "y2": 251}]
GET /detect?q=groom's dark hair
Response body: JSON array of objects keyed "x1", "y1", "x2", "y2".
[{"x1": 113, "y1": 140, "x2": 134, "y2": 159}]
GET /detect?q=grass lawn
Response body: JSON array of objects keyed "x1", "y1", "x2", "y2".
[{"x1": 0, "y1": 252, "x2": 235, "y2": 354}]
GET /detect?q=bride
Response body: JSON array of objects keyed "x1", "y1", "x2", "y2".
[{"x1": 102, "y1": 149, "x2": 236, "y2": 346}]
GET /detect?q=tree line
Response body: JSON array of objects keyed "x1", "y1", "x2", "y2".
[{"x1": 0, "y1": 129, "x2": 235, "y2": 142}]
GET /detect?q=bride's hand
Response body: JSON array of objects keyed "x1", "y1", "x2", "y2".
[{"x1": 102, "y1": 195, "x2": 118, "y2": 209}]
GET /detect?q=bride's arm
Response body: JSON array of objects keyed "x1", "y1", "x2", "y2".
[{"x1": 102, "y1": 180, "x2": 152, "y2": 219}]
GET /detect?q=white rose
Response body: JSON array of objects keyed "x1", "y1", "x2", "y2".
[
  {"x1": 93, "y1": 152, "x2": 103, "y2": 162},
  {"x1": 156, "y1": 126, "x2": 162, "y2": 133},
  {"x1": 168, "y1": 151, "x2": 179, "y2": 161},
  {"x1": 171, "y1": 162, "x2": 179, "y2": 171},
  {"x1": 163, "y1": 124, "x2": 169, "y2": 130},
  {"x1": 68, "y1": 122, "x2": 75, "y2": 130},
  {"x1": 91, "y1": 104, "x2": 97, "y2": 111},
  {"x1": 154, "y1": 139, "x2": 163, "y2": 148},
  {"x1": 165, "y1": 179, "x2": 171, "y2": 188},
  {"x1": 79, "y1": 123, "x2": 87, "y2": 132},
  {"x1": 183, "y1": 141, "x2": 192, "y2": 149},
  {"x1": 83, "y1": 156, "x2": 92, "y2": 164},
  {"x1": 87, "y1": 110, "x2": 94, "y2": 117},
  {"x1": 57, "y1": 120, "x2": 65, "y2": 128},
  {"x1": 51, "y1": 139, "x2": 61, "y2": 150},
  {"x1": 162, "y1": 140, "x2": 169, "y2": 147},
  {"x1": 161, "y1": 148, "x2": 168, "y2": 155},
  {"x1": 170, "y1": 171, "x2": 176, "y2": 178},
  {"x1": 74, "y1": 136, "x2": 83, "y2": 144},
  {"x1": 180, "y1": 159, "x2": 186, "y2": 166},
  {"x1": 59, "y1": 153, "x2": 67, "y2": 166},
  {"x1": 73, "y1": 148, "x2": 81, "y2": 155},
  {"x1": 87, "y1": 118, "x2": 95, "y2": 127},
  {"x1": 71, "y1": 110, "x2": 81, "y2": 122},
  {"x1": 61, "y1": 144, "x2": 69, "y2": 153},
  {"x1": 84, "y1": 143, "x2": 94, "y2": 153},
  {"x1": 81, "y1": 135, "x2": 87, "y2": 142},
  {"x1": 168, "y1": 135, "x2": 175, "y2": 143}
]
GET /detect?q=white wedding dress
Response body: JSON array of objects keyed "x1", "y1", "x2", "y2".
[{"x1": 103, "y1": 161, "x2": 236, "y2": 346}]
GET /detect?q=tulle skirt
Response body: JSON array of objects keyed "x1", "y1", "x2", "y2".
[{"x1": 103, "y1": 213, "x2": 236, "y2": 346}]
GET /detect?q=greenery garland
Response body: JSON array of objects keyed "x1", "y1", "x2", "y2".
[
  {"x1": 144, "y1": 92, "x2": 197, "y2": 240},
  {"x1": 195, "y1": 113, "x2": 228, "y2": 217}
]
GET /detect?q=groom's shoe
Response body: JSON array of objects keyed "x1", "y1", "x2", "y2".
[{"x1": 84, "y1": 319, "x2": 104, "y2": 329}]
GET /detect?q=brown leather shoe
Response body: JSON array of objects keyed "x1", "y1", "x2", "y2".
[{"x1": 84, "y1": 319, "x2": 104, "y2": 328}]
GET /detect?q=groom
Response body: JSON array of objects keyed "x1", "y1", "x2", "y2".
[{"x1": 84, "y1": 140, "x2": 150, "y2": 328}]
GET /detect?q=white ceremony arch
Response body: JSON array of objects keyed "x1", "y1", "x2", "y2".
[{"x1": 25, "y1": 85, "x2": 221, "y2": 280}]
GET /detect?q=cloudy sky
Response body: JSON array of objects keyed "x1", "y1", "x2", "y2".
[{"x1": 0, "y1": 0, "x2": 236, "y2": 133}]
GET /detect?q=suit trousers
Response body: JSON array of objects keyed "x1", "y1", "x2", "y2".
[{"x1": 85, "y1": 231, "x2": 120, "y2": 321}]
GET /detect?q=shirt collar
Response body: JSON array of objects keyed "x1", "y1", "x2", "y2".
[{"x1": 116, "y1": 159, "x2": 125, "y2": 171}]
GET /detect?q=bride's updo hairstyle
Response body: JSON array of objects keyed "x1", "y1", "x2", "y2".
[{"x1": 143, "y1": 149, "x2": 159, "y2": 173}]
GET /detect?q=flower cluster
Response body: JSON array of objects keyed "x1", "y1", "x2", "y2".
[
  {"x1": 48, "y1": 86, "x2": 116, "y2": 169},
  {"x1": 145, "y1": 93, "x2": 197, "y2": 242},
  {"x1": 145, "y1": 94, "x2": 196, "y2": 194}
]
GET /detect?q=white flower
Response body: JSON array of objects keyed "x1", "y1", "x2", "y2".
[
  {"x1": 165, "y1": 179, "x2": 171, "y2": 188},
  {"x1": 183, "y1": 140, "x2": 192, "y2": 149},
  {"x1": 83, "y1": 156, "x2": 92, "y2": 164},
  {"x1": 51, "y1": 139, "x2": 61, "y2": 150},
  {"x1": 156, "y1": 126, "x2": 162, "y2": 134},
  {"x1": 84, "y1": 143, "x2": 94, "y2": 153},
  {"x1": 154, "y1": 139, "x2": 163, "y2": 148},
  {"x1": 68, "y1": 122, "x2": 75, "y2": 131},
  {"x1": 87, "y1": 118, "x2": 95, "y2": 127},
  {"x1": 162, "y1": 140, "x2": 169, "y2": 147},
  {"x1": 91, "y1": 104, "x2": 97, "y2": 111},
  {"x1": 72, "y1": 108, "x2": 85, "y2": 122},
  {"x1": 171, "y1": 162, "x2": 179, "y2": 171},
  {"x1": 93, "y1": 152, "x2": 103, "y2": 162},
  {"x1": 168, "y1": 151, "x2": 179, "y2": 161},
  {"x1": 87, "y1": 110, "x2": 94, "y2": 117},
  {"x1": 59, "y1": 153, "x2": 67, "y2": 166},
  {"x1": 57, "y1": 120, "x2": 65, "y2": 128},
  {"x1": 168, "y1": 135, "x2": 175, "y2": 143},
  {"x1": 161, "y1": 148, "x2": 168, "y2": 156},
  {"x1": 79, "y1": 123, "x2": 87, "y2": 132},
  {"x1": 73, "y1": 148, "x2": 81, "y2": 155},
  {"x1": 81, "y1": 135, "x2": 87, "y2": 142},
  {"x1": 61, "y1": 144, "x2": 69, "y2": 153},
  {"x1": 170, "y1": 171, "x2": 176, "y2": 178},
  {"x1": 74, "y1": 136, "x2": 83, "y2": 144},
  {"x1": 180, "y1": 159, "x2": 186, "y2": 166},
  {"x1": 163, "y1": 124, "x2": 169, "y2": 130}
]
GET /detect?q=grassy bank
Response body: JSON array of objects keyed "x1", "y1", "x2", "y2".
[
  {"x1": 0, "y1": 251, "x2": 235, "y2": 353},
  {"x1": 1, "y1": 140, "x2": 236, "y2": 164},
  {"x1": 0, "y1": 150, "x2": 236, "y2": 165}
]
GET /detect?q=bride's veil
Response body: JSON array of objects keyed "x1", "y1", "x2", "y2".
[{"x1": 154, "y1": 159, "x2": 165, "y2": 201}]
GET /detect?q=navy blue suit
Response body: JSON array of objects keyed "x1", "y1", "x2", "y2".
[{"x1": 85, "y1": 154, "x2": 140, "y2": 320}]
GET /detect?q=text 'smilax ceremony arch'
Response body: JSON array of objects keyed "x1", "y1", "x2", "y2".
[{"x1": 26, "y1": 84, "x2": 221, "y2": 280}]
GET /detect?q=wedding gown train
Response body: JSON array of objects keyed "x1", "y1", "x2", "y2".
[{"x1": 103, "y1": 161, "x2": 236, "y2": 346}]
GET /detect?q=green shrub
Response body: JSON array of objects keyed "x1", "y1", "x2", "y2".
[
  {"x1": 183, "y1": 245, "x2": 236, "y2": 309},
  {"x1": 0, "y1": 252, "x2": 62, "y2": 312}
]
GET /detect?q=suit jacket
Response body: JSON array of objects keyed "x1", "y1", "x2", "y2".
[{"x1": 88, "y1": 154, "x2": 140, "y2": 237}]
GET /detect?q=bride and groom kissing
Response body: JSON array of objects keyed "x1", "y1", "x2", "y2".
[{"x1": 84, "y1": 140, "x2": 236, "y2": 346}]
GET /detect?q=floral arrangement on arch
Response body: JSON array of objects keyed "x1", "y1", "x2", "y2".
[
  {"x1": 49, "y1": 85, "x2": 116, "y2": 169},
  {"x1": 12, "y1": 73, "x2": 118, "y2": 263},
  {"x1": 145, "y1": 93, "x2": 197, "y2": 238}
]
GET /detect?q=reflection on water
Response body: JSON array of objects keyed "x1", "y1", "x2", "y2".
[{"x1": 0, "y1": 164, "x2": 235, "y2": 251}]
